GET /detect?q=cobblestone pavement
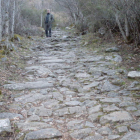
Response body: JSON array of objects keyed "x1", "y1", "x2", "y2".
[{"x1": 1, "y1": 30, "x2": 140, "y2": 140}]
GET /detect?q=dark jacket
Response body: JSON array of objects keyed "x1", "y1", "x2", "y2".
[{"x1": 45, "y1": 13, "x2": 54, "y2": 26}]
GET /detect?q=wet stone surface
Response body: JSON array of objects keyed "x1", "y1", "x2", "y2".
[{"x1": 2, "y1": 29, "x2": 140, "y2": 139}]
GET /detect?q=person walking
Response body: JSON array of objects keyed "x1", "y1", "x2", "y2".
[{"x1": 45, "y1": 9, "x2": 54, "y2": 37}]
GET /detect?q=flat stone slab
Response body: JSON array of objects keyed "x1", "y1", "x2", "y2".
[
  {"x1": 88, "y1": 112, "x2": 103, "y2": 122},
  {"x1": 67, "y1": 120, "x2": 84, "y2": 130},
  {"x1": 17, "y1": 122, "x2": 51, "y2": 131},
  {"x1": 103, "y1": 105, "x2": 120, "y2": 112},
  {"x1": 83, "y1": 82, "x2": 100, "y2": 91},
  {"x1": 0, "y1": 119, "x2": 12, "y2": 133},
  {"x1": 128, "y1": 71, "x2": 140, "y2": 78},
  {"x1": 84, "y1": 134, "x2": 104, "y2": 140},
  {"x1": 65, "y1": 101, "x2": 81, "y2": 106},
  {"x1": 40, "y1": 59, "x2": 65, "y2": 63},
  {"x1": 24, "y1": 128, "x2": 62, "y2": 140},
  {"x1": 101, "y1": 81, "x2": 120, "y2": 92},
  {"x1": 100, "y1": 98, "x2": 121, "y2": 103},
  {"x1": 105, "y1": 47, "x2": 119, "y2": 52},
  {"x1": 120, "y1": 132, "x2": 140, "y2": 140},
  {"x1": 70, "y1": 128, "x2": 93, "y2": 139},
  {"x1": 25, "y1": 66, "x2": 52, "y2": 77},
  {"x1": 100, "y1": 111, "x2": 133, "y2": 124},
  {"x1": 0, "y1": 112, "x2": 23, "y2": 120},
  {"x1": 4, "y1": 81, "x2": 53, "y2": 90},
  {"x1": 88, "y1": 105, "x2": 102, "y2": 114},
  {"x1": 75, "y1": 73, "x2": 90, "y2": 78},
  {"x1": 130, "y1": 122, "x2": 140, "y2": 131}
]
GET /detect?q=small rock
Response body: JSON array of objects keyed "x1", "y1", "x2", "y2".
[
  {"x1": 128, "y1": 71, "x2": 140, "y2": 78},
  {"x1": 134, "y1": 110, "x2": 140, "y2": 117},
  {"x1": 100, "y1": 98, "x2": 121, "y2": 103},
  {"x1": 0, "y1": 112, "x2": 23, "y2": 120},
  {"x1": 0, "y1": 119, "x2": 12, "y2": 133},
  {"x1": 130, "y1": 122, "x2": 140, "y2": 131},
  {"x1": 65, "y1": 101, "x2": 81, "y2": 106},
  {"x1": 105, "y1": 47, "x2": 119, "y2": 52},
  {"x1": 108, "y1": 135, "x2": 120, "y2": 140},
  {"x1": 100, "y1": 111, "x2": 133, "y2": 124},
  {"x1": 117, "y1": 126, "x2": 128, "y2": 133},
  {"x1": 88, "y1": 112, "x2": 103, "y2": 122},
  {"x1": 126, "y1": 106, "x2": 137, "y2": 111},
  {"x1": 24, "y1": 128, "x2": 62, "y2": 140},
  {"x1": 120, "y1": 132, "x2": 140, "y2": 140},
  {"x1": 97, "y1": 126, "x2": 112, "y2": 136},
  {"x1": 88, "y1": 105, "x2": 102, "y2": 114},
  {"x1": 84, "y1": 133, "x2": 104, "y2": 140},
  {"x1": 103, "y1": 104, "x2": 120, "y2": 112},
  {"x1": 70, "y1": 128, "x2": 93, "y2": 139}
]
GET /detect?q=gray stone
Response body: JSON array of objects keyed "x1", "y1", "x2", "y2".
[
  {"x1": 100, "y1": 98, "x2": 121, "y2": 103},
  {"x1": 88, "y1": 112, "x2": 103, "y2": 122},
  {"x1": 35, "y1": 107, "x2": 52, "y2": 117},
  {"x1": 97, "y1": 126, "x2": 112, "y2": 136},
  {"x1": 24, "y1": 128, "x2": 62, "y2": 140},
  {"x1": 83, "y1": 82, "x2": 100, "y2": 91},
  {"x1": 0, "y1": 112, "x2": 23, "y2": 120},
  {"x1": 4, "y1": 81, "x2": 53, "y2": 90},
  {"x1": 27, "y1": 115, "x2": 40, "y2": 122},
  {"x1": 108, "y1": 135, "x2": 120, "y2": 140},
  {"x1": 117, "y1": 126, "x2": 128, "y2": 133},
  {"x1": 75, "y1": 73, "x2": 90, "y2": 78},
  {"x1": 15, "y1": 93, "x2": 50, "y2": 104},
  {"x1": 128, "y1": 71, "x2": 140, "y2": 78},
  {"x1": 44, "y1": 99, "x2": 59, "y2": 109},
  {"x1": 103, "y1": 105, "x2": 120, "y2": 112},
  {"x1": 85, "y1": 121, "x2": 95, "y2": 128},
  {"x1": 134, "y1": 110, "x2": 140, "y2": 117},
  {"x1": 105, "y1": 47, "x2": 119, "y2": 52},
  {"x1": 0, "y1": 119, "x2": 12, "y2": 133},
  {"x1": 119, "y1": 102, "x2": 136, "y2": 107},
  {"x1": 0, "y1": 102, "x2": 4, "y2": 106},
  {"x1": 126, "y1": 106, "x2": 137, "y2": 111},
  {"x1": 65, "y1": 101, "x2": 81, "y2": 106},
  {"x1": 40, "y1": 59, "x2": 65, "y2": 63},
  {"x1": 67, "y1": 120, "x2": 84, "y2": 130},
  {"x1": 17, "y1": 122, "x2": 51, "y2": 131},
  {"x1": 70, "y1": 128, "x2": 93, "y2": 139},
  {"x1": 120, "y1": 132, "x2": 140, "y2": 140},
  {"x1": 101, "y1": 81, "x2": 120, "y2": 92},
  {"x1": 130, "y1": 122, "x2": 140, "y2": 131},
  {"x1": 82, "y1": 100, "x2": 97, "y2": 107},
  {"x1": 100, "y1": 111, "x2": 133, "y2": 124},
  {"x1": 84, "y1": 134, "x2": 104, "y2": 140},
  {"x1": 107, "y1": 92, "x2": 119, "y2": 98},
  {"x1": 113, "y1": 54, "x2": 122, "y2": 62},
  {"x1": 52, "y1": 92, "x2": 63, "y2": 101},
  {"x1": 54, "y1": 107, "x2": 69, "y2": 116},
  {"x1": 88, "y1": 105, "x2": 102, "y2": 114},
  {"x1": 68, "y1": 106, "x2": 87, "y2": 115}
]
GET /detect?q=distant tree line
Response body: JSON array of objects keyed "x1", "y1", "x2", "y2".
[{"x1": 56, "y1": 0, "x2": 140, "y2": 46}]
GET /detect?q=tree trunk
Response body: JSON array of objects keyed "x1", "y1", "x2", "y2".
[
  {"x1": 40, "y1": 0, "x2": 43, "y2": 27},
  {"x1": 5, "y1": 12, "x2": 9, "y2": 50},
  {"x1": 115, "y1": 12, "x2": 127, "y2": 41},
  {"x1": 0, "y1": 0, "x2": 2, "y2": 41},
  {"x1": 11, "y1": 0, "x2": 15, "y2": 37},
  {"x1": 125, "y1": 15, "x2": 130, "y2": 40}
]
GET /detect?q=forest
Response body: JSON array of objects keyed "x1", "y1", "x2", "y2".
[{"x1": 0, "y1": 0, "x2": 140, "y2": 46}]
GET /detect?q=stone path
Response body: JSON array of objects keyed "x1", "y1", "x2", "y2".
[{"x1": 1, "y1": 29, "x2": 140, "y2": 140}]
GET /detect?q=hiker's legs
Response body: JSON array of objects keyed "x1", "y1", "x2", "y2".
[
  {"x1": 49, "y1": 26, "x2": 52, "y2": 37},
  {"x1": 45, "y1": 25, "x2": 49, "y2": 37}
]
